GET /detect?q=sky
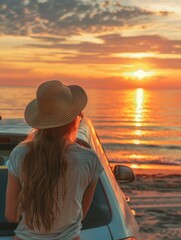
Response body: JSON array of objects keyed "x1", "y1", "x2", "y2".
[{"x1": 0, "y1": 0, "x2": 181, "y2": 89}]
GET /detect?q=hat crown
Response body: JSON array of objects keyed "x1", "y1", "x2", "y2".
[
  {"x1": 24, "y1": 80, "x2": 87, "y2": 129},
  {"x1": 36, "y1": 80, "x2": 73, "y2": 115}
]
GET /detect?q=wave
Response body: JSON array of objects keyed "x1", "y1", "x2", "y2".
[
  {"x1": 95, "y1": 124, "x2": 181, "y2": 131},
  {"x1": 103, "y1": 142, "x2": 181, "y2": 151},
  {"x1": 109, "y1": 158, "x2": 181, "y2": 166}
]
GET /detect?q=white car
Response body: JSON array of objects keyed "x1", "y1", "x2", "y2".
[{"x1": 0, "y1": 117, "x2": 141, "y2": 240}]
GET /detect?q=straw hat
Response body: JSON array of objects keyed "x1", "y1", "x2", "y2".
[{"x1": 24, "y1": 80, "x2": 88, "y2": 129}]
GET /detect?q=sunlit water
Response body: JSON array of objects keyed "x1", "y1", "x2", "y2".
[{"x1": 1, "y1": 86, "x2": 181, "y2": 168}]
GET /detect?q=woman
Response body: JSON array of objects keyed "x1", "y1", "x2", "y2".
[{"x1": 5, "y1": 80, "x2": 103, "y2": 240}]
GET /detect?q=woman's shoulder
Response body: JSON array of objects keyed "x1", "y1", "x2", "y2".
[
  {"x1": 68, "y1": 143, "x2": 104, "y2": 174},
  {"x1": 68, "y1": 142, "x2": 98, "y2": 158},
  {"x1": 10, "y1": 142, "x2": 29, "y2": 159}
]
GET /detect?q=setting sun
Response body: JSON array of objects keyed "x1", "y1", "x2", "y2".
[
  {"x1": 133, "y1": 69, "x2": 148, "y2": 80},
  {"x1": 123, "y1": 68, "x2": 155, "y2": 82}
]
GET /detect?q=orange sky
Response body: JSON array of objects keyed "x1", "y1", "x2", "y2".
[{"x1": 0, "y1": 0, "x2": 181, "y2": 89}]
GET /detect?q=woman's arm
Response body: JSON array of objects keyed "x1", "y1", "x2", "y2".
[
  {"x1": 5, "y1": 172, "x2": 21, "y2": 223},
  {"x1": 82, "y1": 181, "x2": 97, "y2": 219}
]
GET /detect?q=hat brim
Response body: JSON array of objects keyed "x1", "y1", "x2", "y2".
[{"x1": 24, "y1": 85, "x2": 87, "y2": 129}]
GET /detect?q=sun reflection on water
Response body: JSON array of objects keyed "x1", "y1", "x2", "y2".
[
  {"x1": 135, "y1": 88, "x2": 144, "y2": 127},
  {"x1": 132, "y1": 88, "x2": 145, "y2": 149},
  {"x1": 134, "y1": 129, "x2": 142, "y2": 136}
]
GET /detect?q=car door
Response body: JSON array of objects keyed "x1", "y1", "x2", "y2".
[{"x1": 81, "y1": 226, "x2": 112, "y2": 240}]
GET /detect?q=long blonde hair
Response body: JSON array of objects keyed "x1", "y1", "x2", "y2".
[{"x1": 19, "y1": 117, "x2": 79, "y2": 231}]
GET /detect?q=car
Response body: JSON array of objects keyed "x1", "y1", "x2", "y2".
[{"x1": 0, "y1": 116, "x2": 141, "y2": 240}]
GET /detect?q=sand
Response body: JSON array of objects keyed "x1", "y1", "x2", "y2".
[{"x1": 120, "y1": 166, "x2": 181, "y2": 240}]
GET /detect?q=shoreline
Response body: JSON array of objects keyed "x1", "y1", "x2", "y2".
[{"x1": 120, "y1": 165, "x2": 181, "y2": 240}]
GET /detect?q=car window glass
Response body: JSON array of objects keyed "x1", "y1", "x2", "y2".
[
  {"x1": 0, "y1": 168, "x2": 18, "y2": 236},
  {"x1": 0, "y1": 143, "x2": 16, "y2": 165},
  {"x1": 82, "y1": 180, "x2": 111, "y2": 229}
]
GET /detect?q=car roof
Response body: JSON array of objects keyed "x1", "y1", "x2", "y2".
[
  {"x1": 0, "y1": 117, "x2": 93, "y2": 147},
  {"x1": 0, "y1": 118, "x2": 31, "y2": 136},
  {"x1": 0, "y1": 117, "x2": 107, "y2": 168}
]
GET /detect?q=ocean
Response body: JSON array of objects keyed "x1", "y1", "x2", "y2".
[{"x1": 1, "y1": 86, "x2": 181, "y2": 169}]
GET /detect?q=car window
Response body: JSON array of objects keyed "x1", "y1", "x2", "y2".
[
  {"x1": 0, "y1": 168, "x2": 18, "y2": 236},
  {"x1": 0, "y1": 143, "x2": 16, "y2": 166},
  {"x1": 75, "y1": 138, "x2": 112, "y2": 228},
  {"x1": 82, "y1": 180, "x2": 111, "y2": 229}
]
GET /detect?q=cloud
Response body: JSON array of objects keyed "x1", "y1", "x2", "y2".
[
  {"x1": 144, "y1": 57, "x2": 181, "y2": 69},
  {"x1": 24, "y1": 34, "x2": 181, "y2": 66},
  {"x1": 0, "y1": 0, "x2": 157, "y2": 36},
  {"x1": 1, "y1": 32, "x2": 180, "y2": 70},
  {"x1": 25, "y1": 33, "x2": 181, "y2": 54},
  {"x1": 31, "y1": 35, "x2": 66, "y2": 42},
  {"x1": 0, "y1": 65, "x2": 33, "y2": 74}
]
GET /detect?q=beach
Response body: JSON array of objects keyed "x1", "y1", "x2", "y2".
[{"x1": 121, "y1": 166, "x2": 181, "y2": 240}]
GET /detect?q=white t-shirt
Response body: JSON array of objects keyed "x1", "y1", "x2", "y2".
[{"x1": 7, "y1": 142, "x2": 103, "y2": 240}]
